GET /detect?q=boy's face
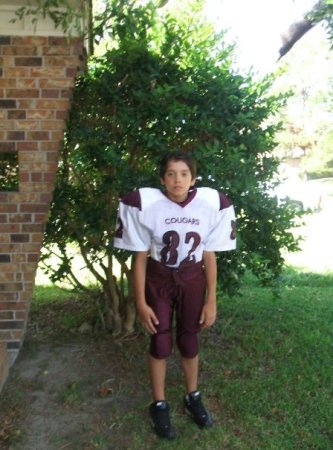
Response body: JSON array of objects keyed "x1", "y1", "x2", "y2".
[{"x1": 160, "y1": 160, "x2": 195, "y2": 203}]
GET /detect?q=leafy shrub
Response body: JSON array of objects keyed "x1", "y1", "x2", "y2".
[{"x1": 41, "y1": 0, "x2": 301, "y2": 334}]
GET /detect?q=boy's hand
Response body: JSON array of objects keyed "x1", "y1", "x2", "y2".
[
  {"x1": 137, "y1": 304, "x2": 159, "y2": 334},
  {"x1": 199, "y1": 300, "x2": 217, "y2": 329}
]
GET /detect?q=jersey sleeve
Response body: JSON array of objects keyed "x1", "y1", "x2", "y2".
[
  {"x1": 204, "y1": 193, "x2": 237, "y2": 252},
  {"x1": 113, "y1": 191, "x2": 151, "y2": 251}
]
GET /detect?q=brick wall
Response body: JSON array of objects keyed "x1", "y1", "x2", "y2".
[{"x1": 0, "y1": 35, "x2": 85, "y2": 389}]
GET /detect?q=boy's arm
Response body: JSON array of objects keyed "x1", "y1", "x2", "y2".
[
  {"x1": 200, "y1": 251, "x2": 217, "y2": 328},
  {"x1": 133, "y1": 251, "x2": 159, "y2": 334}
]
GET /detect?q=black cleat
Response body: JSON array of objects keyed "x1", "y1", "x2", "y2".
[
  {"x1": 184, "y1": 390, "x2": 213, "y2": 428},
  {"x1": 149, "y1": 400, "x2": 176, "y2": 439}
]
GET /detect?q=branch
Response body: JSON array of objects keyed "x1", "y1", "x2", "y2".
[
  {"x1": 278, "y1": 18, "x2": 315, "y2": 60},
  {"x1": 11, "y1": 0, "x2": 87, "y2": 37},
  {"x1": 277, "y1": 0, "x2": 325, "y2": 60}
]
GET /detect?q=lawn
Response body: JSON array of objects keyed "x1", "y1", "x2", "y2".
[
  {"x1": 115, "y1": 269, "x2": 333, "y2": 450},
  {"x1": 1, "y1": 267, "x2": 331, "y2": 450}
]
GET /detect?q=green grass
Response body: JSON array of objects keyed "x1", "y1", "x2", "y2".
[
  {"x1": 60, "y1": 381, "x2": 83, "y2": 407},
  {"x1": 30, "y1": 285, "x2": 99, "y2": 334},
  {"x1": 207, "y1": 269, "x2": 333, "y2": 449},
  {"x1": 23, "y1": 269, "x2": 333, "y2": 448},
  {"x1": 112, "y1": 267, "x2": 333, "y2": 449},
  {"x1": 32, "y1": 284, "x2": 78, "y2": 305}
]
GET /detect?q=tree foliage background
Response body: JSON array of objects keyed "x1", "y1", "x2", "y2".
[{"x1": 40, "y1": 0, "x2": 301, "y2": 334}]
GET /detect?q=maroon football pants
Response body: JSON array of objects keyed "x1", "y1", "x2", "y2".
[{"x1": 145, "y1": 258, "x2": 206, "y2": 359}]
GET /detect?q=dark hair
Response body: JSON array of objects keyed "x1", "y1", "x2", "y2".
[{"x1": 159, "y1": 151, "x2": 197, "y2": 179}]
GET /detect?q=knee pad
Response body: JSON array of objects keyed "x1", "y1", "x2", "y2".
[
  {"x1": 177, "y1": 332, "x2": 199, "y2": 359},
  {"x1": 150, "y1": 332, "x2": 173, "y2": 359}
]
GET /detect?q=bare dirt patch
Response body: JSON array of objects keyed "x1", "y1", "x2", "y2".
[{"x1": 0, "y1": 300, "x2": 160, "y2": 450}]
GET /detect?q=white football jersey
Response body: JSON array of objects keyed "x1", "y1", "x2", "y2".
[{"x1": 114, "y1": 187, "x2": 236, "y2": 268}]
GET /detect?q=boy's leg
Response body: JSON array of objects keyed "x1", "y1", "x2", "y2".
[
  {"x1": 181, "y1": 354, "x2": 213, "y2": 428},
  {"x1": 176, "y1": 265, "x2": 213, "y2": 428},
  {"x1": 181, "y1": 355, "x2": 199, "y2": 394},
  {"x1": 148, "y1": 354, "x2": 167, "y2": 400},
  {"x1": 148, "y1": 354, "x2": 176, "y2": 439}
]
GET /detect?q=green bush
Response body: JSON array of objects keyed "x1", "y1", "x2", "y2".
[{"x1": 41, "y1": 0, "x2": 301, "y2": 334}]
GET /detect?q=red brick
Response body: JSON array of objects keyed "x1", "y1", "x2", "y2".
[
  {"x1": 35, "y1": 213, "x2": 47, "y2": 222},
  {"x1": 60, "y1": 89, "x2": 72, "y2": 99},
  {"x1": 0, "y1": 235, "x2": 10, "y2": 244},
  {"x1": 41, "y1": 89, "x2": 60, "y2": 98},
  {"x1": 19, "y1": 173, "x2": 30, "y2": 183},
  {"x1": 43, "y1": 143, "x2": 60, "y2": 152},
  {"x1": 0, "y1": 283, "x2": 23, "y2": 292},
  {"x1": 36, "y1": 99, "x2": 70, "y2": 109},
  {"x1": 66, "y1": 67, "x2": 79, "y2": 78},
  {"x1": 0, "y1": 79, "x2": 16, "y2": 88},
  {"x1": 0, "y1": 331, "x2": 23, "y2": 340},
  {"x1": 16, "y1": 141, "x2": 38, "y2": 151},
  {"x1": 11, "y1": 254, "x2": 26, "y2": 263},
  {"x1": 8, "y1": 193, "x2": 39, "y2": 203},
  {"x1": 0, "y1": 341, "x2": 9, "y2": 391},
  {"x1": 31, "y1": 173, "x2": 42, "y2": 182},
  {"x1": 6, "y1": 89, "x2": 40, "y2": 98},
  {"x1": 30, "y1": 67, "x2": 65, "y2": 77},
  {"x1": 41, "y1": 120, "x2": 65, "y2": 130},
  {"x1": 39, "y1": 78, "x2": 73, "y2": 88},
  {"x1": 10, "y1": 234, "x2": 29, "y2": 243},
  {"x1": 51, "y1": 131, "x2": 64, "y2": 140},
  {"x1": 0, "y1": 294, "x2": 18, "y2": 302},
  {"x1": 45, "y1": 56, "x2": 77, "y2": 66},
  {"x1": 12, "y1": 36, "x2": 47, "y2": 46},
  {"x1": 31, "y1": 232, "x2": 45, "y2": 242},
  {"x1": 43, "y1": 46, "x2": 70, "y2": 56},
  {"x1": 0, "y1": 204, "x2": 18, "y2": 213},
  {"x1": 26, "y1": 131, "x2": 50, "y2": 140},
  {"x1": 27, "y1": 110, "x2": 54, "y2": 119},
  {"x1": 22, "y1": 223, "x2": 44, "y2": 232},
  {"x1": 16, "y1": 274, "x2": 22, "y2": 282},
  {"x1": 0, "y1": 99, "x2": 16, "y2": 108},
  {"x1": 7, "y1": 110, "x2": 26, "y2": 119},
  {"x1": 5, "y1": 67, "x2": 30, "y2": 78},
  {"x1": 17, "y1": 99, "x2": 36, "y2": 109},
  {"x1": 0, "y1": 273, "x2": 15, "y2": 282},
  {"x1": 8, "y1": 214, "x2": 32, "y2": 223},
  {"x1": 0, "y1": 244, "x2": 15, "y2": 252},
  {"x1": 7, "y1": 131, "x2": 25, "y2": 140},
  {"x1": 0, "y1": 142, "x2": 15, "y2": 151},
  {"x1": 19, "y1": 204, "x2": 49, "y2": 213},
  {"x1": 27, "y1": 253, "x2": 39, "y2": 263},
  {"x1": 18, "y1": 243, "x2": 40, "y2": 253},
  {"x1": 20, "y1": 182, "x2": 54, "y2": 192},
  {"x1": 17, "y1": 79, "x2": 38, "y2": 89},
  {"x1": 3, "y1": 47, "x2": 38, "y2": 56},
  {"x1": 56, "y1": 110, "x2": 68, "y2": 120},
  {"x1": 0, "y1": 224, "x2": 20, "y2": 232},
  {"x1": 22, "y1": 272, "x2": 36, "y2": 282},
  {"x1": 47, "y1": 37, "x2": 68, "y2": 46},
  {"x1": 43, "y1": 172, "x2": 56, "y2": 182},
  {"x1": 15, "y1": 57, "x2": 42, "y2": 67},
  {"x1": 0, "y1": 321, "x2": 24, "y2": 330},
  {"x1": 0, "y1": 311, "x2": 14, "y2": 320},
  {"x1": 15, "y1": 311, "x2": 28, "y2": 320},
  {"x1": 1, "y1": 121, "x2": 15, "y2": 131},
  {"x1": 14, "y1": 120, "x2": 40, "y2": 130}
]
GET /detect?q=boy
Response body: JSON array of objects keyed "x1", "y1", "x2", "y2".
[{"x1": 114, "y1": 151, "x2": 236, "y2": 439}]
